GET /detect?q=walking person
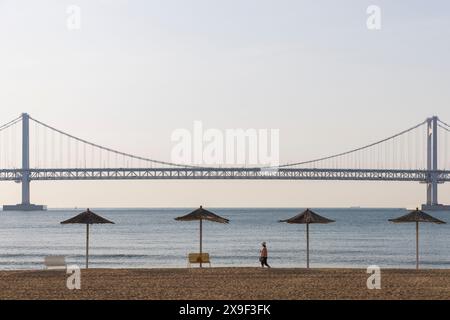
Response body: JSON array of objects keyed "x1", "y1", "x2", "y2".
[{"x1": 259, "y1": 242, "x2": 271, "y2": 268}]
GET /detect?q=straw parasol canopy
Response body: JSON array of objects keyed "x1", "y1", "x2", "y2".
[
  {"x1": 389, "y1": 207, "x2": 445, "y2": 270},
  {"x1": 175, "y1": 206, "x2": 229, "y2": 267},
  {"x1": 61, "y1": 208, "x2": 114, "y2": 269},
  {"x1": 279, "y1": 209, "x2": 335, "y2": 269}
]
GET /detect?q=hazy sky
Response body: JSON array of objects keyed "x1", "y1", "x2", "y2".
[{"x1": 0, "y1": 0, "x2": 449, "y2": 208}]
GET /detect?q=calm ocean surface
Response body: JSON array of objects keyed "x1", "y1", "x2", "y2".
[{"x1": 1, "y1": 208, "x2": 450, "y2": 270}]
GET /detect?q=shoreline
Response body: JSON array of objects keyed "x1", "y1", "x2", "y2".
[{"x1": 1, "y1": 267, "x2": 450, "y2": 300}]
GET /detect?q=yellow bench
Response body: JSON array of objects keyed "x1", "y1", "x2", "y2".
[{"x1": 188, "y1": 253, "x2": 211, "y2": 267}]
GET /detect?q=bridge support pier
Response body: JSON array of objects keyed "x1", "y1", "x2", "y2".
[
  {"x1": 422, "y1": 116, "x2": 450, "y2": 211},
  {"x1": 3, "y1": 113, "x2": 45, "y2": 211}
]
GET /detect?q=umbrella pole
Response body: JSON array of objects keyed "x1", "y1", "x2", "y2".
[
  {"x1": 306, "y1": 223, "x2": 310, "y2": 269},
  {"x1": 416, "y1": 221, "x2": 419, "y2": 270},
  {"x1": 86, "y1": 224, "x2": 90, "y2": 269},
  {"x1": 200, "y1": 218, "x2": 203, "y2": 268}
]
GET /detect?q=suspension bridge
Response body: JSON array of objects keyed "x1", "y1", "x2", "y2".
[{"x1": 0, "y1": 113, "x2": 450, "y2": 211}]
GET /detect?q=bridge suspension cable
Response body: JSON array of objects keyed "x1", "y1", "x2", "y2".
[
  {"x1": 0, "y1": 115, "x2": 22, "y2": 169},
  {"x1": 438, "y1": 118, "x2": 450, "y2": 129},
  {"x1": 28, "y1": 116, "x2": 199, "y2": 169},
  {"x1": 269, "y1": 119, "x2": 428, "y2": 169},
  {"x1": 438, "y1": 119, "x2": 450, "y2": 170},
  {"x1": 0, "y1": 115, "x2": 22, "y2": 132},
  {"x1": 3, "y1": 114, "x2": 447, "y2": 171},
  {"x1": 438, "y1": 124, "x2": 450, "y2": 132}
]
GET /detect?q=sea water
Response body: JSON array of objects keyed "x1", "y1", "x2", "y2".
[{"x1": 1, "y1": 208, "x2": 449, "y2": 270}]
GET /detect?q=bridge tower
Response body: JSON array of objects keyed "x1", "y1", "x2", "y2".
[
  {"x1": 3, "y1": 113, "x2": 45, "y2": 211},
  {"x1": 422, "y1": 116, "x2": 448, "y2": 210}
]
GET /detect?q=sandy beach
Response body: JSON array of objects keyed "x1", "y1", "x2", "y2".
[{"x1": 1, "y1": 267, "x2": 450, "y2": 300}]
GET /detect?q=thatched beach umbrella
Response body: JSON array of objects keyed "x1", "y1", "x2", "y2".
[
  {"x1": 61, "y1": 209, "x2": 114, "y2": 269},
  {"x1": 389, "y1": 208, "x2": 445, "y2": 270},
  {"x1": 279, "y1": 209, "x2": 335, "y2": 269},
  {"x1": 175, "y1": 206, "x2": 229, "y2": 267}
]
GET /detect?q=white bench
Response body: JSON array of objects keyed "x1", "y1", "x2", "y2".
[{"x1": 44, "y1": 256, "x2": 67, "y2": 270}]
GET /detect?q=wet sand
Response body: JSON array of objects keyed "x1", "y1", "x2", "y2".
[{"x1": 1, "y1": 268, "x2": 450, "y2": 300}]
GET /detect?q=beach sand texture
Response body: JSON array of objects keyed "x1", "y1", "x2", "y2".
[{"x1": 1, "y1": 268, "x2": 450, "y2": 300}]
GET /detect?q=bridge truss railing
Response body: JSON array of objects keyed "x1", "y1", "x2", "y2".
[{"x1": 1, "y1": 167, "x2": 449, "y2": 182}]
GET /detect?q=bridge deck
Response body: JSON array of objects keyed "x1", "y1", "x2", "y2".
[{"x1": 0, "y1": 168, "x2": 448, "y2": 182}]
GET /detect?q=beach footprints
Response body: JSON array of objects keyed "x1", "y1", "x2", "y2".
[
  {"x1": 366, "y1": 265, "x2": 381, "y2": 290},
  {"x1": 66, "y1": 265, "x2": 81, "y2": 290}
]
